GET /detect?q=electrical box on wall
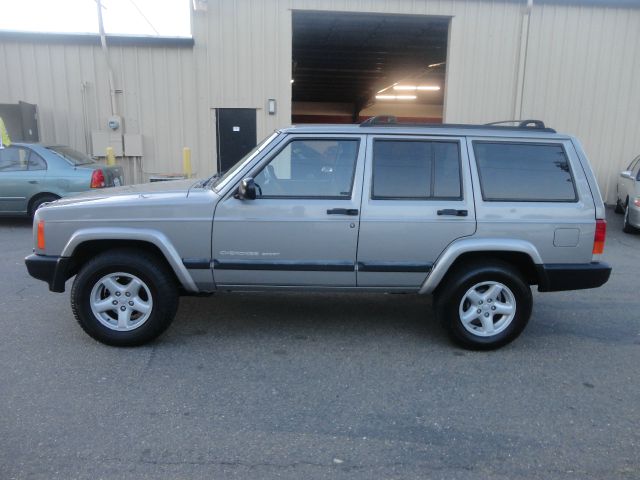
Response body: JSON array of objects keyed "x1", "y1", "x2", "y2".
[
  {"x1": 91, "y1": 131, "x2": 123, "y2": 157},
  {"x1": 124, "y1": 134, "x2": 144, "y2": 157}
]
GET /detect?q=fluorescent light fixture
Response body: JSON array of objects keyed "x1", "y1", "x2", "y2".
[
  {"x1": 393, "y1": 85, "x2": 441, "y2": 91},
  {"x1": 428, "y1": 62, "x2": 446, "y2": 68},
  {"x1": 375, "y1": 95, "x2": 417, "y2": 100},
  {"x1": 290, "y1": 79, "x2": 294, "y2": 84}
]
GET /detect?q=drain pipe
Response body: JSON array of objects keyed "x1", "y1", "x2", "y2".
[
  {"x1": 96, "y1": 0, "x2": 118, "y2": 117},
  {"x1": 513, "y1": 0, "x2": 533, "y2": 119}
]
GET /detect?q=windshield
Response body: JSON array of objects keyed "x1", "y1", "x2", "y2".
[
  {"x1": 47, "y1": 146, "x2": 95, "y2": 166},
  {"x1": 211, "y1": 132, "x2": 280, "y2": 190}
]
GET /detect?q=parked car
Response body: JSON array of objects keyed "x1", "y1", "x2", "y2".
[
  {"x1": 0, "y1": 143, "x2": 124, "y2": 217},
  {"x1": 25, "y1": 120, "x2": 611, "y2": 350},
  {"x1": 615, "y1": 154, "x2": 640, "y2": 233}
]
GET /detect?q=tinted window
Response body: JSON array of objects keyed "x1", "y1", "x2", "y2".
[
  {"x1": 47, "y1": 146, "x2": 94, "y2": 165},
  {"x1": 0, "y1": 147, "x2": 29, "y2": 172},
  {"x1": 474, "y1": 142, "x2": 577, "y2": 202},
  {"x1": 28, "y1": 152, "x2": 47, "y2": 171},
  {"x1": 253, "y1": 139, "x2": 359, "y2": 198},
  {"x1": 372, "y1": 140, "x2": 461, "y2": 199}
]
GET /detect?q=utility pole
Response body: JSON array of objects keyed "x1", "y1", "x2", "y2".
[{"x1": 96, "y1": 0, "x2": 118, "y2": 116}]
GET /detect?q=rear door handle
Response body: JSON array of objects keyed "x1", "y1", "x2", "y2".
[
  {"x1": 437, "y1": 209, "x2": 468, "y2": 217},
  {"x1": 327, "y1": 208, "x2": 359, "y2": 216},
  {"x1": 28, "y1": 180, "x2": 38, "y2": 184}
]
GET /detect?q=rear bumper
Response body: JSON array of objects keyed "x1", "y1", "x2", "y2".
[
  {"x1": 25, "y1": 254, "x2": 72, "y2": 293},
  {"x1": 537, "y1": 262, "x2": 611, "y2": 292}
]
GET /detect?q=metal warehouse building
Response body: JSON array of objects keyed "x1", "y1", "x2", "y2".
[{"x1": 1, "y1": 0, "x2": 639, "y2": 203}]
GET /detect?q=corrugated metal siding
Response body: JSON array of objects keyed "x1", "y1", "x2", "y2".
[
  {"x1": 521, "y1": 2, "x2": 640, "y2": 202},
  {"x1": 1, "y1": 0, "x2": 639, "y2": 202},
  {"x1": 0, "y1": 40, "x2": 201, "y2": 179}
]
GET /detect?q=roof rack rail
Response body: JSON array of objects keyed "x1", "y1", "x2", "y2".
[
  {"x1": 360, "y1": 115, "x2": 397, "y2": 126},
  {"x1": 485, "y1": 119, "x2": 548, "y2": 129},
  {"x1": 358, "y1": 116, "x2": 556, "y2": 133}
]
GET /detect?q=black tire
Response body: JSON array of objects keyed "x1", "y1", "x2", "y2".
[
  {"x1": 623, "y1": 201, "x2": 638, "y2": 234},
  {"x1": 434, "y1": 260, "x2": 532, "y2": 350},
  {"x1": 614, "y1": 199, "x2": 625, "y2": 214},
  {"x1": 29, "y1": 194, "x2": 59, "y2": 217},
  {"x1": 71, "y1": 248, "x2": 179, "y2": 346}
]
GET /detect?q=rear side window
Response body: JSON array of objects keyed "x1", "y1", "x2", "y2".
[
  {"x1": 372, "y1": 140, "x2": 461, "y2": 199},
  {"x1": 473, "y1": 142, "x2": 577, "y2": 202}
]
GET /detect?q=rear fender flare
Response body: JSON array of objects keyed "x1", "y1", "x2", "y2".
[{"x1": 419, "y1": 238, "x2": 543, "y2": 294}]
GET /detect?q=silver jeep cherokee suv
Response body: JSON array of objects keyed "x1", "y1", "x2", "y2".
[{"x1": 25, "y1": 119, "x2": 611, "y2": 350}]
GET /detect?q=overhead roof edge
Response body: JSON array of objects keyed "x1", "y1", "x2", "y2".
[{"x1": 0, "y1": 30, "x2": 194, "y2": 48}]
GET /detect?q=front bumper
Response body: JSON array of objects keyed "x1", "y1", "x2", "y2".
[
  {"x1": 537, "y1": 262, "x2": 612, "y2": 292},
  {"x1": 25, "y1": 254, "x2": 73, "y2": 293}
]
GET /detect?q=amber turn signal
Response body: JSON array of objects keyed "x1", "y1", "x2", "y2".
[{"x1": 37, "y1": 220, "x2": 45, "y2": 250}]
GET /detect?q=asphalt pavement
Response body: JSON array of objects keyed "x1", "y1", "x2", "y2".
[{"x1": 0, "y1": 209, "x2": 638, "y2": 480}]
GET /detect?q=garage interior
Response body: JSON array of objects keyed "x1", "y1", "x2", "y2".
[{"x1": 291, "y1": 11, "x2": 449, "y2": 124}]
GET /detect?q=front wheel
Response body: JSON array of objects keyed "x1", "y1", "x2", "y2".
[
  {"x1": 71, "y1": 249, "x2": 179, "y2": 346},
  {"x1": 434, "y1": 261, "x2": 532, "y2": 350}
]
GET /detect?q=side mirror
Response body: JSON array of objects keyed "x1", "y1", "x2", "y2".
[
  {"x1": 620, "y1": 171, "x2": 633, "y2": 179},
  {"x1": 235, "y1": 177, "x2": 257, "y2": 200}
]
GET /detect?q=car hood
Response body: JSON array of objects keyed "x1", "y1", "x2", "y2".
[{"x1": 51, "y1": 179, "x2": 202, "y2": 207}]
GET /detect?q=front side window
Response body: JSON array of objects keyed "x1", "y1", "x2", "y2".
[
  {"x1": 253, "y1": 139, "x2": 359, "y2": 198},
  {"x1": 474, "y1": 142, "x2": 577, "y2": 202},
  {"x1": 372, "y1": 140, "x2": 462, "y2": 199},
  {"x1": 0, "y1": 147, "x2": 29, "y2": 172}
]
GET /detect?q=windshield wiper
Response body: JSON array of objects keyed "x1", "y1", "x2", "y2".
[{"x1": 203, "y1": 171, "x2": 224, "y2": 187}]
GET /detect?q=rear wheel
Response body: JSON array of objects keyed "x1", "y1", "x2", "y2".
[
  {"x1": 29, "y1": 194, "x2": 59, "y2": 217},
  {"x1": 71, "y1": 249, "x2": 179, "y2": 346},
  {"x1": 435, "y1": 260, "x2": 532, "y2": 350}
]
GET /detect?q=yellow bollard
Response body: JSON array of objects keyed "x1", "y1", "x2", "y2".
[
  {"x1": 182, "y1": 147, "x2": 192, "y2": 178},
  {"x1": 106, "y1": 146, "x2": 116, "y2": 166}
]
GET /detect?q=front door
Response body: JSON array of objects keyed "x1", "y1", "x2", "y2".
[
  {"x1": 212, "y1": 135, "x2": 365, "y2": 287},
  {"x1": 215, "y1": 108, "x2": 257, "y2": 173},
  {"x1": 356, "y1": 135, "x2": 476, "y2": 288}
]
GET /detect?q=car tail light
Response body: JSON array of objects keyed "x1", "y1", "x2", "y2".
[
  {"x1": 592, "y1": 219, "x2": 606, "y2": 254},
  {"x1": 37, "y1": 220, "x2": 45, "y2": 250},
  {"x1": 90, "y1": 169, "x2": 105, "y2": 188},
  {"x1": 633, "y1": 197, "x2": 640, "y2": 208}
]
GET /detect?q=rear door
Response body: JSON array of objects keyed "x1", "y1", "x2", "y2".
[
  {"x1": 0, "y1": 146, "x2": 47, "y2": 214},
  {"x1": 356, "y1": 135, "x2": 476, "y2": 288}
]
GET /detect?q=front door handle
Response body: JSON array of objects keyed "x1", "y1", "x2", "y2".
[
  {"x1": 437, "y1": 209, "x2": 468, "y2": 217},
  {"x1": 327, "y1": 208, "x2": 359, "y2": 216},
  {"x1": 28, "y1": 180, "x2": 39, "y2": 184}
]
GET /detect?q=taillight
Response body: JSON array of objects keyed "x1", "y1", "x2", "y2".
[
  {"x1": 633, "y1": 197, "x2": 640, "y2": 208},
  {"x1": 90, "y1": 169, "x2": 105, "y2": 188},
  {"x1": 592, "y1": 219, "x2": 606, "y2": 254},
  {"x1": 37, "y1": 220, "x2": 45, "y2": 250}
]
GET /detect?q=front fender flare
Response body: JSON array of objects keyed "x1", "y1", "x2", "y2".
[{"x1": 61, "y1": 227, "x2": 198, "y2": 292}]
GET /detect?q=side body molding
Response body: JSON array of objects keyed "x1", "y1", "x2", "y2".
[
  {"x1": 61, "y1": 227, "x2": 199, "y2": 292},
  {"x1": 418, "y1": 238, "x2": 544, "y2": 295}
]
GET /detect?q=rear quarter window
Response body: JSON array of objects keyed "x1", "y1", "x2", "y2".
[{"x1": 473, "y1": 142, "x2": 577, "y2": 202}]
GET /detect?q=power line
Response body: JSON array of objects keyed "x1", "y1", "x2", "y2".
[{"x1": 127, "y1": 0, "x2": 159, "y2": 35}]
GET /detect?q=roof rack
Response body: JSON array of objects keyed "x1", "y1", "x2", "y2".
[
  {"x1": 485, "y1": 119, "x2": 548, "y2": 129},
  {"x1": 359, "y1": 116, "x2": 556, "y2": 133}
]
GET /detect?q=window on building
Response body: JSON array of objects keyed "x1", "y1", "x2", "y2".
[
  {"x1": 372, "y1": 140, "x2": 461, "y2": 199},
  {"x1": 473, "y1": 142, "x2": 577, "y2": 202}
]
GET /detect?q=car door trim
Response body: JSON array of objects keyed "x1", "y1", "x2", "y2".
[
  {"x1": 357, "y1": 262, "x2": 433, "y2": 273},
  {"x1": 213, "y1": 259, "x2": 355, "y2": 272}
]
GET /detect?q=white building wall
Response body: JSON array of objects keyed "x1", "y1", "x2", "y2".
[{"x1": 1, "y1": 0, "x2": 639, "y2": 202}]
